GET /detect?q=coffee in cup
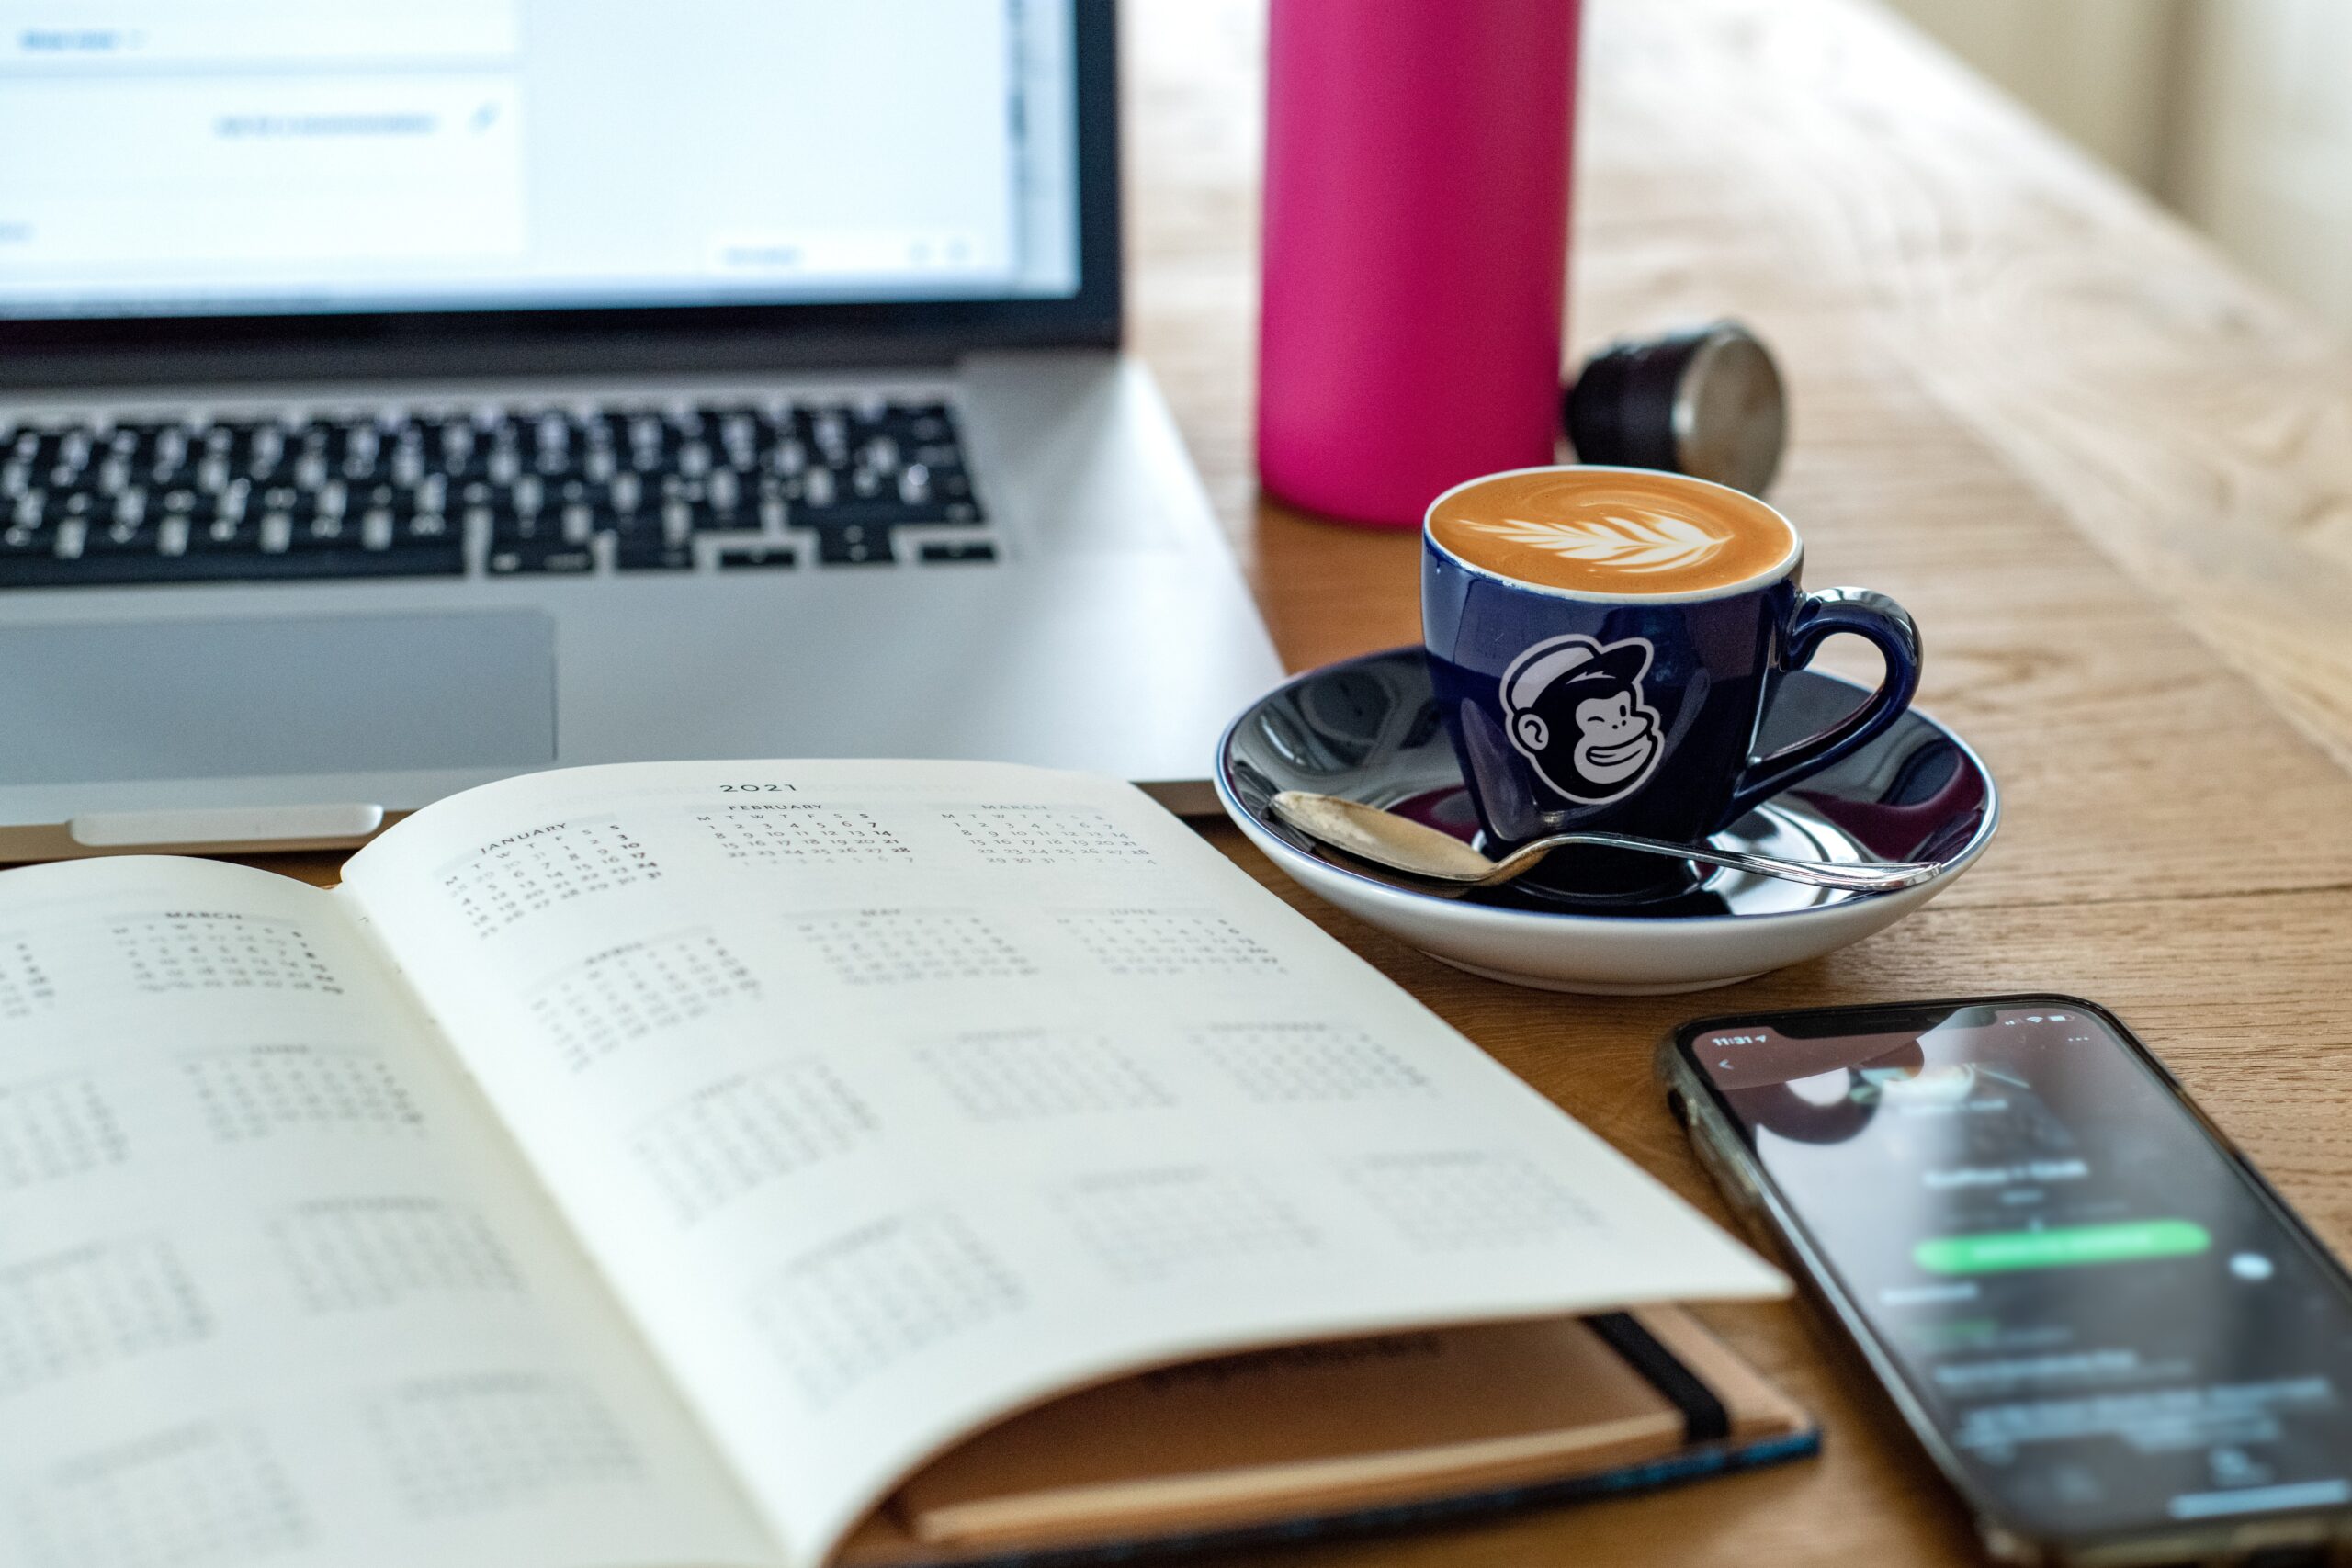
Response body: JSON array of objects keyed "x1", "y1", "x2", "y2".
[
  {"x1": 1427, "y1": 468, "x2": 1797, "y2": 598},
  {"x1": 1421, "y1": 465, "x2": 1921, "y2": 900}
]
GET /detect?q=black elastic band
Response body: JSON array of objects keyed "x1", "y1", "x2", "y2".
[{"x1": 1583, "y1": 1312, "x2": 1731, "y2": 1445}]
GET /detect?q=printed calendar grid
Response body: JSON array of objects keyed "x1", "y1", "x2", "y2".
[
  {"x1": 528, "y1": 931, "x2": 759, "y2": 1074},
  {"x1": 109, "y1": 912, "x2": 342, "y2": 997},
  {"x1": 917, "y1": 1029, "x2": 1176, "y2": 1122},
  {"x1": 1054, "y1": 1166, "x2": 1321, "y2": 1282},
  {"x1": 630, "y1": 1060, "x2": 879, "y2": 1225},
  {"x1": 362, "y1": 1374, "x2": 642, "y2": 1520},
  {"x1": 0, "y1": 1237, "x2": 211, "y2": 1400},
  {"x1": 1346, "y1": 1150, "x2": 1603, "y2": 1251},
  {"x1": 1197, "y1": 1023, "x2": 1435, "y2": 1103},
  {"x1": 439, "y1": 818, "x2": 662, "y2": 941},
  {"x1": 937, "y1": 805, "x2": 1157, "y2": 867},
  {"x1": 750, "y1": 1213, "x2": 1024, "y2": 1408},
  {"x1": 691, "y1": 802, "x2": 915, "y2": 864},
  {"x1": 269, "y1": 1198, "x2": 525, "y2": 1314},
  {"x1": 19, "y1": 1424, "x2": 309, "y2": 1568},
  {"x1": 0, "y1": 931, "x2": 57, "y2": 1020},
  {"x1": 1057, "y1": 908, "x2": 1284, "y2": 977},
  {"x1": 181, "y1": 1045, "x2": 426, "y2": 1144},
  {"x1": 790, "y1": 908, "x2": 1039, "y2": 987},
  {"x1": 0, "y1": 1075, "x2": 129, "y2": 1191}
]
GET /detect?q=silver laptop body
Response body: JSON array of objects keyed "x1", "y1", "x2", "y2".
[{"x1": 0, "y1": 1, "x2": 1280, "y2": 859}]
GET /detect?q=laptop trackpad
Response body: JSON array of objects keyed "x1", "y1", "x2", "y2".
[{"x1": 0, "y1": 611, "x2": 557, "y2": 786}]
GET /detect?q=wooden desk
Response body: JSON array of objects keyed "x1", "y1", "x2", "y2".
[
  {"x1": 243, "y1": 2, "x2": 2352, "y2": 1563},
  {"x1": 1116, "y1": 1, "x2": 2352, "y2": 1563}
]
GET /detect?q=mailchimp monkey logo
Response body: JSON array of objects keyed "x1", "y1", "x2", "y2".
[{"x1": 1499, "y1": 634, "x2": 1664, "y2": 805}]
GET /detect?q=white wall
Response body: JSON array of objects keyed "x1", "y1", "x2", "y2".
[
  {"x1": 2168, "y1": 1, "x2": 2352, "y2": 329},
  {"x1": 1877, "y1": 0, "x2": 2183, "y2": 190},
  {"x1": 1878, "y1": 0, "x2": 2352, "y2": 332}
]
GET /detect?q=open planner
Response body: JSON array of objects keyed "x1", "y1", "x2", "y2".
[{"x1": 0, "y1": 761, "x2": 1807, "y2": 1568}]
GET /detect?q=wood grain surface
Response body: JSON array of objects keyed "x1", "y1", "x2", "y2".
[
  {"x1": 233, "y1": 3, "x2": 2352, "y2": 1563},
  {"x1": 1116, "y1": 1, "x2": 2352, "y2": 1563}
]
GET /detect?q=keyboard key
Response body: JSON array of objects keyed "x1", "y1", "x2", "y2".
[
  {"x1": 718, "y1": 546, "x2": 797, "y2": 570},
  {"x1": 187, "y1": 516, "x2": 262, "y2": 553},
  {"x1": 797, "y1": 497, "x2": 965, "y2": 527},
  {"x1": 289, "y1": 513, "x2": 359, "y2": 549},
  {"x1": 401, "y1": 512, "x2": 457, "y2": 546},
  {"x1": 614, "y1": 540, "x2": 695, "y2": 571},
  {"x1": 0, "y1": 546, "x2": 462, "y2": 587},
  {"x1": 920, "y1": 540, "x2": 998, "y2": 564},
  {"x1": 490, "y1": 512, "x2": 561, "y2": 545},
  {"x1": 807, "y1": 525, "x2": 895, "y2": 566},
  {"x1": 488, "y1": 542, "x2": 595, "y2": 575},
  {"x1": 80, "y1": 519, "x2": 161, "y2": 556}
]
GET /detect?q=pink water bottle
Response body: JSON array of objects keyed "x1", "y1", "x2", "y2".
[{"x1": 1257, "y1": 0, "x2": 1580, "y2": 528}]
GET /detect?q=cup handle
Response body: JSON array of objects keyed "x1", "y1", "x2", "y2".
[{"x1": 1715, "y1": 587, "x2": 1923, "y2": 829}]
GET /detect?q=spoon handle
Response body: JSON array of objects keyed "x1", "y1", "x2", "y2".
[{"x1": 1497, "y1": 831, "x2": 1939, "y2": 894}]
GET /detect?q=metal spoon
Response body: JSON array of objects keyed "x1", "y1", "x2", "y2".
[{"x1": 1268, "y1": 790, "x2": 1940, "y2": 897}]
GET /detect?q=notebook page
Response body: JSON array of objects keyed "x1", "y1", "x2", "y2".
[
  {"x1": 339, "y1": 760, "x2": 1784, "y2": 1567},
  {"x1": 0, "y1": 855, "x2": 777, "y2": 1568}
]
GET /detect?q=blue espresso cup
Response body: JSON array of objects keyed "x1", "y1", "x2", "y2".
[{"x1": 1422, "y1": 465, "x2": 1921, "y2": 900}]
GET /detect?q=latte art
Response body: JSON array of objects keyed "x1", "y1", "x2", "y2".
[
  {"x1": 1457, "y1": 508, "x2": 1728, "y2": 576},
  {"x1": 1429, "y1": 468, "x2": 1797, "y2": 596}
]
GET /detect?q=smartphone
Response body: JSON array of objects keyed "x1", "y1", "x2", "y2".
[{"x1": 1659, "y1": 995, "x2": 2352, "y2": 1568}]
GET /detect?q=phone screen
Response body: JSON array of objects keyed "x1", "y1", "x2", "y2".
[{"x1": 1684, "y1": 1001, "x2": 2352, "y2": 1540}]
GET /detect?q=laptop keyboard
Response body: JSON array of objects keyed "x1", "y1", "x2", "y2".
[{"x1": 0, "y1": 397, "x2": 994, "y2": 588}]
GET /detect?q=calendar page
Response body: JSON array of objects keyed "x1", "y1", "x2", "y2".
[
  {"x1": 340, "y1": 761, "x2": 1784, "y2": 1568},
  {"x1": 0, "y1": 856, "x2": 780, "y2": 1568}
]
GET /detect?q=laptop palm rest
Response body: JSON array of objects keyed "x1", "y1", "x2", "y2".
[{"x1": 0, "y1": 611, "x2": 557, "y2": 787}]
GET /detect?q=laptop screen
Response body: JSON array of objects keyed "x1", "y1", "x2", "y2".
[{"x1": 0, "y1": 0, "x2": 1082, "y2": 321}]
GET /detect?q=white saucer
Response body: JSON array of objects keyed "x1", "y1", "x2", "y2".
[{"x1": 1216, "y1": 648, "x2": 1998, "y2": 994}]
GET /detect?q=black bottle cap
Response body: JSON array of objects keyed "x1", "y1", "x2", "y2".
[{"x1": 1564, "y1": 320, "x2": 1788, "y2": 497}]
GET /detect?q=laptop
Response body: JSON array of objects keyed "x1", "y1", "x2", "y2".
[{"x1": 0, "y1": 0, "x2": 1283, "y2": 860}]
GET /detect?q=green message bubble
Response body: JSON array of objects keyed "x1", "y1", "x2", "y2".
[{"x1": 1914, "y1": 1219, "x2": 2211, "y2": 1276}]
